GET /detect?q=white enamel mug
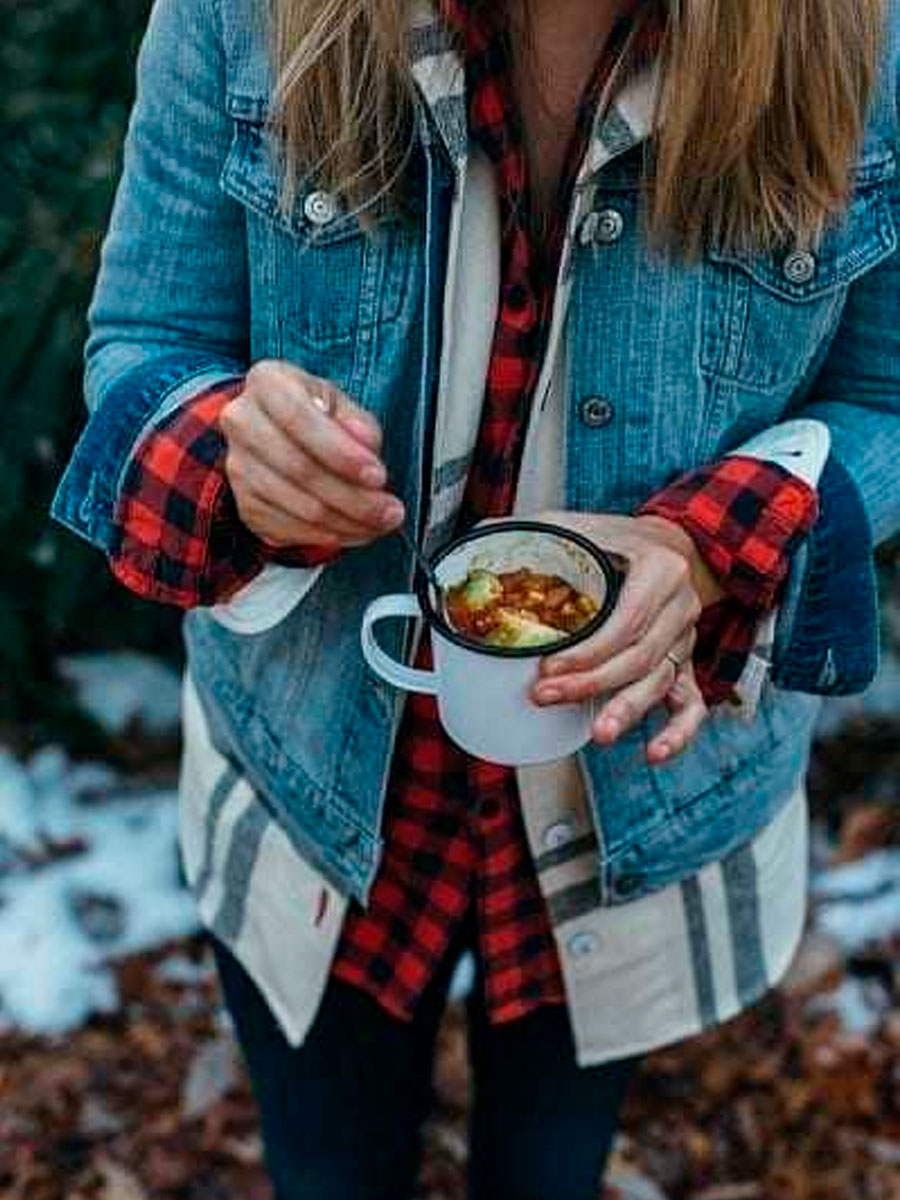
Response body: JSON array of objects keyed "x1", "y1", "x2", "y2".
[{"x1": 361, "y1": 521, "x2": 622, "y2": 766}]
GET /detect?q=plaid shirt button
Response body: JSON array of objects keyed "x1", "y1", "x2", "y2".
[
  {"x1": 567, "y1": 931, "x2": 599, "y2": 958},
  {"x1": 543, "y1": 820, "x2": 576, "y2": 850},
  {"x1": 580, "y1": 396, "x2": 615, "y2": 428}
]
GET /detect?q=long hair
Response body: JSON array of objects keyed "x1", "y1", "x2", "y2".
[{"x1": 270, "y1": 0, "x2": 887, "y2": 255}]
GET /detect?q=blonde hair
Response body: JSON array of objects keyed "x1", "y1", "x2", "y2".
[{"x1": 270, "y1": 0, "x2": 887, "y2": 255}]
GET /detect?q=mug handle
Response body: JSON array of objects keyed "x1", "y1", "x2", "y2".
[{"x1": 361, "y1": 594, "x2": 439, "y2": 695}]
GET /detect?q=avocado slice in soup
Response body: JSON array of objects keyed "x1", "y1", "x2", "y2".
[
  {"x1": 458, "y1": 569, "x2": 503, "y2": 609},
  {"x1": 482, "y1": 609, "x2": 567, "y2": 649}
]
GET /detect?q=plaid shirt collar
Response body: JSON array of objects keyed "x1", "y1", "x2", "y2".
[{"x1": 408, "y1": 0, "x2": 665, "y2": 176}]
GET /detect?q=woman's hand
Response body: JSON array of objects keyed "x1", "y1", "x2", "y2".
[
  {"x1": 530, "y1": 511, "x2": 716, "y2": 764},
  {"x1": 220, "y1": 360, "x2": 406, "y2": 552}
]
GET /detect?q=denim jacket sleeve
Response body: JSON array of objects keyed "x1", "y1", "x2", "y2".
[
  {"x1": 51, "y1": 0, "x2": 247, "y2": 553},
  {"x1": 771, "y1": 454, "x2": 880, "y2": 694},
  {"x1": 772, "y1": 119, "x2": 900, "y2": 695}
]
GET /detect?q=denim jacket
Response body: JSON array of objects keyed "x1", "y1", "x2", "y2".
[{"x1": 52, "y1": 0, "x2": 900, "y2": 905}]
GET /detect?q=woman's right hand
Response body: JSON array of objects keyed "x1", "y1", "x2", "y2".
[{"x1": 220, "y1": 360, "x2": 406, "y2": 553}]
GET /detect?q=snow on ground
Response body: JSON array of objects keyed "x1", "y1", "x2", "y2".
[
  {"x1": 808, "y1": 975, "x2": 893, "y2": 1036},
  {"x1": 58, "y1": 651, "x2": 182, "y2": 736},
  {"x1": 812, "y1": 850, "x2": 900, "y2": 952},
  {"x1": 0, "y1": 746, "x2": 197, "y2": 1034}
]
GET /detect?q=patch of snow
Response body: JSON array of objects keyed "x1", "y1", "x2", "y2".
[
  {"x1": 0, "y1": 749, "x2": 39, "y2": 850},
  {"x1": 808, "y1": 976, "x2": 891, "y2": 1037},
  {"x1": 58, "y1": 652, "x2": 182, "y2": 736},
  {"x1": 0, "y1": 747, "x2": 197, "y2": 1034},
  {"x1": 181, "y1": 1036, "x2": 239, "y2": 1119},
  {"x1": 812, "y1": 850, "x2": 900, "y2": 952}
]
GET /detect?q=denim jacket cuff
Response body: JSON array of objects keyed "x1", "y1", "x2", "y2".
[
  {"x1": 50, "y1": 351, "x2": 245, "y2": 554},
  {"x1": 771, "y1": 453, "x2": 880, "y2": 694}
]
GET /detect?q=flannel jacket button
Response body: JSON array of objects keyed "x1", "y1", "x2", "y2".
[
  {"x1": 580, "y1": 396, "x2": 615, "y2": 428},
  {"x1": 782, "y1": 249, "x2": 817, "y2": 285},
  {"x1": 595, "y1": 208, "x2": 625, "y2": 244},
  {"x1": 567, "y1": 931, "x2": 599, "y2": 959},
  {"x1": 543, "y1": 820, "x2": 576, "y2": 850},
  {"x1": 304, "y1": 190, "x2": 339, "y2": 226}
]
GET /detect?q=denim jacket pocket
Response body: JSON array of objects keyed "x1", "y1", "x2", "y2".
[
  {"x1": 700, "y1": 149, "x2": 897, "y2": 394},
  {"x1": 220, "y1": 95, "x2": 418, "y2": 355},
  {"x1": 600, "y1": 689, "x2": 820, "y2": 906}
]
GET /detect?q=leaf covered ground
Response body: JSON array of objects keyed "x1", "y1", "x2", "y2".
[
  {"x1": 0, "y1": 926, "x2": 898, "y2": 1200},
  {"x1": 1, "y1": 715, "x2": 898, "y2": 1200}
]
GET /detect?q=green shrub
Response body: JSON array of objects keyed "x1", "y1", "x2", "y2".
[{"x1": 0, "y1": 0, "x2": 180, "y2": 743}]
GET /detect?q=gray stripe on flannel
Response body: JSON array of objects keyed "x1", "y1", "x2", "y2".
[
  {"x1": 535, "y1": 832, "x2": 599, "y2": 875},
  {"x1": 211, "y1": 801, "x2": 271, "y2": 944},
  {"x1": 546, "y1": 876, "x2": 603, "y2": 925},
  {"x1": 424, "y1": 513, "x2": 461, "y2": 557},
  {"x1": 193, "y1": 763, "x2": 240, "y2": 901},
  {"x1": 407, "y1": 11, "x2": 468, "y2": 163},
  {"x1": 721, "y1": 844, "x2": 767, "y2": 1007},
  {"x1": 434, "y1": 451, "x2": 475, "y2": 492},
  {"x1": 407, "y1": 18, "x2": 457, "y2": 63},
  {"x1": 595, "y1": 105, "x2": 640, "y2": 159},
  {"x1": 680, "y1": 876, "x2": 717, "y2": 1026},
  {"x1": 427, "y1": 97, "x2": 468, "y2": 163}
]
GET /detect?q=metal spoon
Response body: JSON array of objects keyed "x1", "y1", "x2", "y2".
[
  {"x1": 310, "y1": 393, "x2": 443, "y2": 599},
  {"x1": 397, "y1": 523, "x2": 442, "y2": 598}
]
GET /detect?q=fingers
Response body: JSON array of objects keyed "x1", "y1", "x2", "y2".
[
  {"x1": 223, "y1": 362, "x2": 385, "y2": 487},
  {"x1": 273, "y1": 360, "x2": 384, "y2": 454},
  {"x1": 254, "y1": 373, "x2": 385, "y2": 488},
  {"x1": 228, "y1": 454, "x2": 402, "y2": 545},
  {"x1": 589, "y1": 651, "x2": 682, "y2": 745},
  {"x1": 533, "y1": 597, "x2": 694, "y2": 704},
  {"x1": 243, "y1": 503, "x2": 343, "y2": 551},
  {"x1": 226, "y1": 437, "x2": 404, "y2": 536},
  {"x1": 539, "y1": 548, "x2": 697, "y2": 679},
  {"x1": 646, "y1": 669, "x2": 709, "y2": 765},
  {"x1": 221, "y1": 360, "x2": 402, "y2": 548}
]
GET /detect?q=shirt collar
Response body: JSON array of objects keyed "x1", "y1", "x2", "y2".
[{"x1": 408, "y1": 0, "x2": 665, "y2": 174}]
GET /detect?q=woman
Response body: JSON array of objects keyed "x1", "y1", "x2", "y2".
[{"x1": 53, "y1": 0, "x2": 899, "y2": 1197}]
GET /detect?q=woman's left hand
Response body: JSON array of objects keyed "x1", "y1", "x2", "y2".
[{"x1": 530, "y1": 511, "x2": 720, "y2": 764}]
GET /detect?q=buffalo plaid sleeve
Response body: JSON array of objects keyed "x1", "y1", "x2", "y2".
[
  {"x1": 109, "y1": 380, "x2": 337, "y2": 609},
  {"x1": 638, "y1": 456, "x2": 819, "y2": 705}
]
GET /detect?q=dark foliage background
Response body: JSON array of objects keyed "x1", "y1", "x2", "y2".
[
  {"x1": 0, "y1": 0, "x2": 897, "y2": 748},
  {"x1": 0, "y1": 0, "x2": 181, "y2": 746}
]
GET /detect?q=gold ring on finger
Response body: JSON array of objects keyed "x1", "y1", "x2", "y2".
[
  {"x1": 666, "y1": 649, "x2": 686, "y2": 673},
  {"x1": 311, "y1": 392, "x2": 337, "y2": 418}
]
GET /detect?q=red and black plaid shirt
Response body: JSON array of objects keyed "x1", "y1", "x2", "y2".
[
  {"x1": 109, "y1": 0, "x2": 817, "y2": 1024},
  {"x1": 331, "y1": 0, "x2": 653, "y2": 1023}
]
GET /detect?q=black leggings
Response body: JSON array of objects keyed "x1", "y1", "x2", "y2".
[{"x1": 210, "y1": 915, "x2": 638, "y2": 1200}]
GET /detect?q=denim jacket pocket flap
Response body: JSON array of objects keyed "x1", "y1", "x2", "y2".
[
  {"x1": 706, "y1": 149, "x2": 897, "y2": 303},
  {"x1": 221, "y1": 97, "x2": 367, "y2": 250}
]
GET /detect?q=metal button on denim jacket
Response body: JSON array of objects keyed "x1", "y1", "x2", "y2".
[{"x1": 51, "y1": 0, "x2": 900, "y2": 903}]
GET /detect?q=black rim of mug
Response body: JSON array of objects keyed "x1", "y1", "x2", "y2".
[{"x1": 414, "y1": 519, "x2": 624, "y2": 659}]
